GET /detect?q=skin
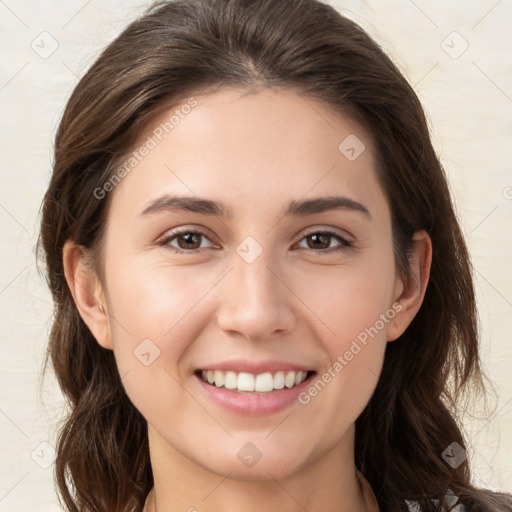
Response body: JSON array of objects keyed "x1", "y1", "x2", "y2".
[{"x1": 64, "y1": 86, "x2": 432, "y2": 512}]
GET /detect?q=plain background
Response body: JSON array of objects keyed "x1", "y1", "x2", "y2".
[{"x1": 0, "y1": 0, "x2": 511, "y2": 510}]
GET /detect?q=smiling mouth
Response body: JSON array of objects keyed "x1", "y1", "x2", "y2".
[{"x1": 194, "y1": 369, "x2": 317, "y2": 393}]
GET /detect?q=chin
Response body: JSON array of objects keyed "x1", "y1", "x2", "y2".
[{"x1": 225, "y1": 450, "x2": 307, "y2": 481}]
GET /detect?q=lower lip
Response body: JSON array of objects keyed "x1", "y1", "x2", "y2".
[{"x1": 195, "y1": 372, "x2": 316, "y2": 416}]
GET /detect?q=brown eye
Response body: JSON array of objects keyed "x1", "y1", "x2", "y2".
[
  {"x1": 305, "y1": 233, "x2": 332, "y2": 250},
  {"x1": 175, "y1": 232, "x2": 202, "y2": 250},
  {"x1": 160, "y1": 229, "x2": 215, "y2": 254},
  {"x1": 297, "y1": 230, "x2": 353, "y2": 254}
]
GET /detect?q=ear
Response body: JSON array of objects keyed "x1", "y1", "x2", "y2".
[
  {"x1": 386, "y1": 230, "x2": 432, "y2": 342},
  {"x1": 62, "y1": 240, "x2": 113, "y2": 350}
]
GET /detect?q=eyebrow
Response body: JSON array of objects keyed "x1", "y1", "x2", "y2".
[{"x1": 140, "y1": 194, "x2": 371, "y2": 219}]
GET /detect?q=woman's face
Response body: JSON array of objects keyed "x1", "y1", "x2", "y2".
[{"x1": 88, "y1": 86, "x2": 415, "y2": 480}]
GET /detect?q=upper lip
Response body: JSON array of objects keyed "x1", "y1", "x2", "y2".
[{"x1": 197, "y1": 359, "x2": 315, "y2": 374}]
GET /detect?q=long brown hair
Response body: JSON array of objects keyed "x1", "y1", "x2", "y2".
[{"x1": 38, "y1": 0, "x2": 512, "y2": 510}]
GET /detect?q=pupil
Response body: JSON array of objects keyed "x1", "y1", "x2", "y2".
[
  {"x1": 181, "y1": 233, "x2": 199, "y2": 249},
  {"x1": 310, "y1": 233, "x2": 329, "y2": 249}
]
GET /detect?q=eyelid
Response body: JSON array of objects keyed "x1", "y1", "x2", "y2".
[{"x1": 298, "y1": 225, "x2": 353, "y2": 241}]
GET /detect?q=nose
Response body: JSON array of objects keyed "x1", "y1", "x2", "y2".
[{"x1": 215, "y1": 248, "x2": 296, "y2": 341}]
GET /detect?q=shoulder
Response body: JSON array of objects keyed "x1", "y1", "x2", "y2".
[
  {"x1": 405, "y1": 488, "x2": 512, "y2": 512},
  {"x1": 405, "y1": 489, "x2": 465, "y2": 512},
  {"x1": 405, "y1": 499, "x2": 465, "y2": 511}
]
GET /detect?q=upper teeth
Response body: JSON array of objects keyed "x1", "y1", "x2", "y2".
[{"x1": 201, "y1": 370, "x2": 309, "y2": 392}]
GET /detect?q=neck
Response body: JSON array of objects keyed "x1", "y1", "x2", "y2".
[{"x1": 143, "y1": 424, "x2": 379, "y2": 512}]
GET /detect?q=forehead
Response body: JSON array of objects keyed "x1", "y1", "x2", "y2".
[{"x1": 109, "y1": 86, "x2": 384, "y2": 219}]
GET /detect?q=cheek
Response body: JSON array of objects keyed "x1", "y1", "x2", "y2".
[
  {"x1": 106, "y1": 260, "x2": 218, "y2": 354},
  {"x1": 295, "y1": 250, "x2": 397, "y2": 343},
  {"x1": 295, "y1": 279, "x2": 390, "y2": 443},
  {"x1": 103, "y1": 261, "x2": 218, "y2": 387},
  {"x1": 295, "y1": 340, "x2": 385, "y2": 460},
  {"x1": 104, "y1": 262, "x2": 217, "y2": 423},
  {"x1": 291, "y1": 250, "x2": 395, "y2": 422}
]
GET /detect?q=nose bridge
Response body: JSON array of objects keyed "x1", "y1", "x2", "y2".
[{"x1": 215, "y1": 241, "x2": 295, "y2": 339}]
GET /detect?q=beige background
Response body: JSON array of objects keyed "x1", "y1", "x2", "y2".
[{"x1": 0, "y1": 0, "x2": 510, "y2": 510}]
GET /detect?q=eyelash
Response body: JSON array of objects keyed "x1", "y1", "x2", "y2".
[{"x1": 158, "y1": 228, "x2": 354, "y2": 255}]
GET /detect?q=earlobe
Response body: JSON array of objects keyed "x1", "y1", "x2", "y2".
[
  {"x1": 62, "y1": 240, "x2": 113, "y2": 350},
  {"x1": 386, "y1": 230, "x2": 432, "y2": 342}
]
